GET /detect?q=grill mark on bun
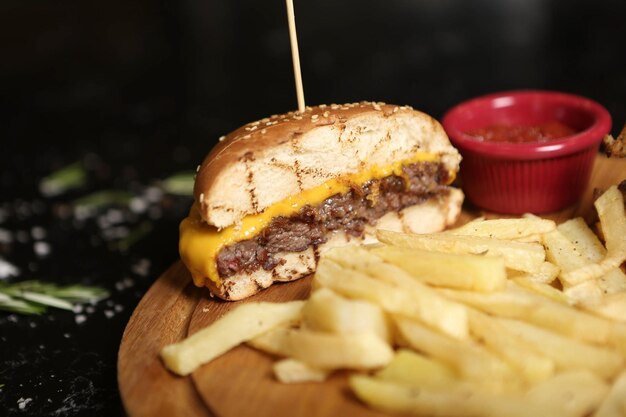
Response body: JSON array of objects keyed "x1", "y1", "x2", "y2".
[
  {"x1": 242, "y1": 152, "x2": 259, "y2": 212},
  {"x1": 372, "y1": 128, "x2": 393, "y2": 156},
  {"x1": 253, "y1": 278, "x2": 264, "y2": 291},
  {"x1": 398, "y1": 210, "x2": 409, "y2": 233},
  {"x1": 313, "y1": 244, "x2": 320, "y2": 266},
  {"x1": 271, "y1": 268, "x2": 280, "y2": 280},
  {"x1": 336, "y1": 123, "x2": 347, "y2": 144},
  {"x1": 294, "y1": 160, "x2": 304, "y2": 192}
]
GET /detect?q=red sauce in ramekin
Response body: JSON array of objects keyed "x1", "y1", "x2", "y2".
[{"x1": 467, "y1": 121, "x2": 578, "y2": 143}]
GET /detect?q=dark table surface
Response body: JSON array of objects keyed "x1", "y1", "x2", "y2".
[{"x1": 2, "y1": 0, "x2": 626, "y2": 416}]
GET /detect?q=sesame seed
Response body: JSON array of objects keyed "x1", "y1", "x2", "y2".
[
  {"x1": 323, "y1": 111, "x2": 330, "y2": 117},
  {"x1": 199, "y1": 193, "x2": 204, "y2": 203},
  {"x1": 251, "y1": 121, "x2": 260, "y2": 126},
  {"x1": 261, "y1": 129, "x2": 267, "y2": 134},
  {"x1": 319, "y1": 104, "x2": 327, "y2": 109},
  {"x1": 261, "y1": 117, "x2": 270, "y2": 123},
  {"x1": 311, "y1": 114, "x2": 319, "y2": 120},
  {"x1": 218, "y1": 135, "x2": 226, "y2": 142},
  {"x1": 393, "y1": 106, "x2": 399, "y2": 113},
  {"x1": 243, "y1": 134, "x2": 251, "y2": 139},
  {"x1": 196, "y1": 164, "x2": 201, "y2": 172}
]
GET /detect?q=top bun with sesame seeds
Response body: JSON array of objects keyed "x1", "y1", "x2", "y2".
[
  {"x1": 180, "y1": 101, "x2": 464, "y2": 300},
  {"x1": 195, "y1": 101, "x2": 461, "y2": 228}
]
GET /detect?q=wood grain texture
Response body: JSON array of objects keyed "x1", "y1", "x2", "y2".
[
  {"x1": 118, "y1": 262, "x2": 212, "y2": 417},
  {"x1": 119, "y1": 155, "x2": 626, "y2": 417}
]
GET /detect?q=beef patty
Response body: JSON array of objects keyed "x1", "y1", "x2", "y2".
[{"x1": 216, "y1": 161, "x2": 451, "y2": 277}]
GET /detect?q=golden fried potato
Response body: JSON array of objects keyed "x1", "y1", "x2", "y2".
[
  {"x1": 349, "y1": 375, "x2": 562, "y2": 417},
  {"x1": 375, "y1": 349, "x2": 457, "y2": 388},
  {"x1": 272, "y1": 358, "x2": 329, "y2": 383},
  {"x1": 370, "y1": 242, "x2": 507, "y2": 292},
  {"x1": 160, "y1": 301, "x2": 304, "y2": 376},
  {"x1": 525, "y1": 370, "x2": 609, "y2": 417},
  {"x1": 449, "y1": 217, "x2": 556, "y2": 241},
  {"x1": 248, "y1": 327, "x2": 393, "y2": 370},
  {"x1": 314, "y1": 256, "x2": 469, "y2": 340},
  {"x1": 302, "y1": 287, "x2": 390, "y2": 343},
  {"x1": 377, "y1": 229, "x2": 545, "y2": 275}
]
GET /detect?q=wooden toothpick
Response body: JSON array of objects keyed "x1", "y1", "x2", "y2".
[{"x1": 286, "y1": 0, "x2": 305, "y2": 113}]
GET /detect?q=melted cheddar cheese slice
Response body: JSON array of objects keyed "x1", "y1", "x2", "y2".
[{"x1": 180, "y1": 152, "x2": 449, "y2": 287}]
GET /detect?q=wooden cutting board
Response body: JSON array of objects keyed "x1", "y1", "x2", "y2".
[{"x1": 118, "y1": 155, "x2": 625, "y2": 417}]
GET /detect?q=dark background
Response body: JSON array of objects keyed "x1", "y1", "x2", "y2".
[{"x1": 1, "y1": 1, "x2": 626, "y2": 416}]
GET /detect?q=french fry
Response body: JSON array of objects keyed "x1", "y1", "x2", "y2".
[
  {"x1": 511, "y1": 277, "x2": 571, "y2": 305},
  {"x1": 597, "y1": 185, "x2": 626, "y2": 254},
  {"x1": 370, "y1": 242, "x2": 507, "y2": 292},
  {"x1": 558, "y1": 217, "x2": 606, "y2": 261},
  {"x1": 562, "y1": 186, "x2": 626, "y2": 284},
  {"x1": 248, "y1": 327, "x2": 393, "y2": 370},
  {"x1": 563, "y1": 279, "x2": 604, "y2": 307},
  {"x1": 302, "y1": 287, "x2": 390, "y2": 343},
  {"x1": 272, "y1": 358, "x2": 329, "y2": 383},
  {"x1": 597, "y1": 268, "x2": 626, "y2": 295},
  {"x1": 314, "y1": 258, "x2": 469, "y2": 340},
  {"x1": 439, "y1": 282, "x2": 614, "y2": 345},
  {"x1": 586, "y1": 291, "x2": 626, "y2": 322},
  {"x1": 495, "y1": 317, "x2": 624, "y2": 380},
  {"x1": 558, "y1": 216, "x2": 626, "y2": 297},
  {"x1": 449, "y1": 217, "x2": 556, "y2": 241},
  {"x1": 593, "y1": 370, "x2": 626, "y2": 417},
  {"x1": 160, "y1": 301, "x2": 304, "y2": 376},
  {"x1": 467, "y1": 309, "x2": 555, "y2": 384},
  {"x1": 377, "y1": 229, "x2": 545, "y2": 275},
  {"x1": 564, "y1": 270, "x2": 626, "y2": 306},
  {"x1": 349, "y1": 375, "x2": 564, "y2": 417},
  {"x1": 508, "y1": 261, "x2": 560, "y2": 284},
  {"x1": 525, "y1": 370, "x2": 609, "y2": 417},
  {"x1": 394, "y1": 316, "x2": 518, "y2": 390},
  {"x1": 543, "y1": 229, "x2": 589, "y2": 286},
  {"x1": 610, "y1": 323, "x2": 626, "y2": 357},
  {"x1": 375, "y1": 349, "x2": 457, "y2": 388}
]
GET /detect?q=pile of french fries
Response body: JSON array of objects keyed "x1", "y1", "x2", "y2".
[{"x1": 161, "y1": 185, "x2": 626, "y2": 417}]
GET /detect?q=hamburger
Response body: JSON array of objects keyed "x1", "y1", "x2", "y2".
[{"x1": 180, "y1": 102, "x2": 464, "y2": 300}]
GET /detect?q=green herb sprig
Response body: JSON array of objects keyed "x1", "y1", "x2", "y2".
[
  {"x1": 73, "y1": 190, "x2": 134, "y2": 211},
  {"x1": 0, "y1": 281, "x2": 109, "y2": 315},
  {"x1": 161, "y1": 171, "x2": 195, "y2": 196},
  {"x1": 39, "y1": 162, "x2": 87, "y2": 196}
]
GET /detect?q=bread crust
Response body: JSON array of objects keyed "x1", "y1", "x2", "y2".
[{"x1": 194, "y1": 102, "x2": 461, "y2": 229}]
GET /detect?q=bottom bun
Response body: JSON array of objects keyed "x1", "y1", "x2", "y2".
[{"x1": 205, "y1": 188, "x2": 464, "y2": 300}]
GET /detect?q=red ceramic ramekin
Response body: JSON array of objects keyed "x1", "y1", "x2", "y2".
[{"x1": 442, "y1": 90, "x2": 612, "y2": 214}]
